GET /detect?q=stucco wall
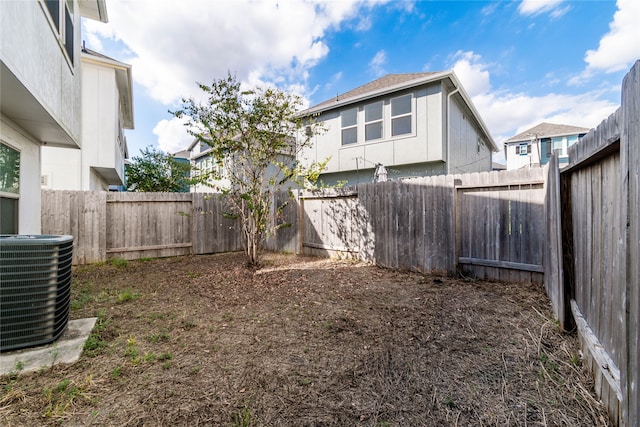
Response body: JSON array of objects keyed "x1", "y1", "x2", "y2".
[
  {"x1": 317, "y1": 161, "x2": 447, "y2": 187},
  {"x1": 447, "y1": 95, "x2": 493, "y2": 174},
  {"x1": 0, "y1": 1, "x2": 82, "y2": 145},
  {"x1": 1, "y1": 115, "x2": 42, "y2": 234},
  {"x1": 300, "y1": 82, "x2": 445, "y2": 175},
  {"x1": 41, "y1": 146, "x2": 82, "y2": 189},
  {"x1": 82, "y1": 60, "x2": 120, "y2": 183},
  {"x1": 41, "y1": 57, "x2": 127, "y2": 190}
]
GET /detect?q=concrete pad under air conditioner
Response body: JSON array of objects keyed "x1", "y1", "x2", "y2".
[{"x1": 0, "y1": 318, "x2": 97, "y2": 376}]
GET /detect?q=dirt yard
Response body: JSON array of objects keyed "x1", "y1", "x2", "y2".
[{"x1": 1, "y1": 252, "x2": 610, "y2": 426}]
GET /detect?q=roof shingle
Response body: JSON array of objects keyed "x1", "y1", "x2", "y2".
[
  {"x1": 505, "y1": 122, "x2": 591, "y2": 143},
  {"x1": 306, "y1": 72, "x2": 442, "y2": 113}
]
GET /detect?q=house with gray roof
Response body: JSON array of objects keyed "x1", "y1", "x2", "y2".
[
  {"x1": 296, "y1": 71, "x2": 498, "y2": 186},
  {"x1": 504, "y1": 122, "x2": 590, "y2": 170}
]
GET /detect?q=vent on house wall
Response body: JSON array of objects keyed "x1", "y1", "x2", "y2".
[{"x1": 0, "y1": 235, "x2": 74, "y2": 352}]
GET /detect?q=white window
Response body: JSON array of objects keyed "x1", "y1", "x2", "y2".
[
  {"x1": 391, "y1": 94, "x2": 412, "y2": 137},
  {"x1": 516, "y1": 143, "x2": 531, "y2": 156},
  {"x1": 341, "y1": 108, "x2": 358, "y2": 145},
  {"x1": 0, "y1": 142, "x2": 20, "y2": 234},
  {"x1": 554, "y1": 136, "x2": 572, "y2": 157},
  {"x1": 42, "y1": 0, "x2": 75, "y2": 66},
  {"x1": 364, "y1": 101, "x2": 383, "y2": 141}
]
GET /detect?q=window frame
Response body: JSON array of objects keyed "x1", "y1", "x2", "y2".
[
  {"x1": 340, "y1": 107, "x2": 358, "y2": 145},
  {"x1": 390, "y1": 94, "x2": 413, "y2": 137},
  {"x1": 364, "y1": 101, "x2": 383, "y2": 142},
  {"x1": 40, "y1": 0, "x2": 75, "y2": 69},
  {"x1": 0, "y1": 141, "x2": 20, "y2": 234},
  {"x1": 516, "y1": 143, "x2": 531, "y2": 156},
  {"x1": 554, "y1": 136, "x2": 571, "y2": 158}
]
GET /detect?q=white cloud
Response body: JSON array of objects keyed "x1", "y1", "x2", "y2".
[
  {"x1": 82, "y1": 30, "x2": 103, "y2": 52},
  {"x1": 583, "y1": 0, "x2": 640, "y2": 74},
  {"x1": 85, "y1": 0, "x2": 392, "y2": 155},
  {"x1": 153, "y1": 117, "x2": 193, "y2": 154},
  {"x1": 475, "y1": 91, "x2": 616, "y2": 141},
  {"x1": 85, "y1": 0, "x2": 375, "y2": 106},
  {"x1": 450, "y1": 51, "x2": 491, "y2": 97},
  {"x1": 447, "y1": 51, "x2": 618, "y2": 144},
  {"x1": 369, "y1": 50, "x2": 387, "y2": 77},
  {"x1": 518, "y1": 0, "x2": 566, "y2": 16}
]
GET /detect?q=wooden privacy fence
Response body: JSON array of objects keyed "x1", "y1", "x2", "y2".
[
  {"x1": 455, "y1": 169, "x2": 545, "y2": 283},
  {"x1": 44, "y1": 168, "x2": 547, "y2": 285},
  {"x1": 298, "y1": 167, "x2": 546, "y2": 283},
  {"x1": 543, "y1": 60, "x2": 639, "y2": 426},
  {"x1": 42, "y1": 190, "x2": 298, "y2": 265},
  {"x1": 42, "y1": 191, "x2": 243, "y2": 264}
]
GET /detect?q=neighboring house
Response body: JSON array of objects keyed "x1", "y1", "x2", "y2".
[
  {"x1": 0, "y1": 0, "x2": 108, "y2": 234},
  {"x1": 41, "y1": 46, "x2": 133, "y2": 191},
  {"x1": 186, "y1": 139, "x2": 229, "y2": 193},
  {"x1": 171, "y1": 148, "x2": 191, "y2": 193},
  {"x1": 184, "y1": 137, "x2": 295, "y2": 193},
  {"x1": 296, "y1": 71, "x2": 498, "y2": 186},
  {"x1": 504, "y1": 122, "x2": 590, "y2": 170}
]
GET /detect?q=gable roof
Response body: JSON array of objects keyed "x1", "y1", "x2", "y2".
[
  {"x1": 172, "y1": 149, "x2": 190, "y2": 159},
  {"x1": 299, "y1": 70, "x2": 498, "y2": 151},
  {"x1": 306, "y1": 72, "x2": 441, "y2": 113},
  {"x1": 505, "y1": 122, "x2": 591, "y2": 143}
]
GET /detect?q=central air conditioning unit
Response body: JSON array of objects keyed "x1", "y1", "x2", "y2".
[{"x1": 0, "y1": 235, "x2": 74, "y2": 352}]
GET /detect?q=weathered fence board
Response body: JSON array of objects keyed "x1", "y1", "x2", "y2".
[
  {"x1": 106, "y1": 192, "x2": 193, "y2": 260},
  {"x1": 298, "y1": 169, "x2": 542, "y2": 280},
  {"x1": 41, "y1": 190, "x2": 106, "y2": 264},
  {"x1": 544, "y1": 157, "x2": 567, "y2": 327},
  {"x1": 42, "y1": 191, "x2": 251, "y2": 264},
  {"x1": 455, "y1": 169, "x2": 545, "y2": 283},
  {"x1": 264, "y1": 190, "x2": 299, "y2": 254},
  {"x1": 620, "y1": 60, "x2": 639, "y2": 427},
  {"x1": 549, "y1": 60, "x2": 639, "y2": 426},
  {"x1": 562, "y1": 114, "x2": 624, "y2": 426},
  {"x1": 299, "y1": 188, "x2": 361, "y2": 258},
  {"x1": 191, "y1": 193, "x2": 244, "y2": 255}
]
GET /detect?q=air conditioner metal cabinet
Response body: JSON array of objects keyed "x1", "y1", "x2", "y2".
[{"x1": 0, "y1": 235, "x2": 74, "y2": 352}]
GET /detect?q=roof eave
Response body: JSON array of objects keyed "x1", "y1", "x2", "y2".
[
  {"x1": 116, "y1": 65, "x2": 134, "y2": 129},
  {"x1": 78, "y1": 0, "x2": 108, "y2": 23},
  {"x1": 299, "y1": 70, "x2": 452, "y2": 117},
  {"x1": 505, "y1": 130, "x2": 590, "y2": 144}
]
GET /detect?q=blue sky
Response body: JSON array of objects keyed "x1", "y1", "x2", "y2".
[{"x1": 83, "y1": 0, "x2": 639, "y2": 163}]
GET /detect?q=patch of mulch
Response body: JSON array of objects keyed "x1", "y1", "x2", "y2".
[{"x1": 1, "y1": 252, "x2": 610, "y2": 426}]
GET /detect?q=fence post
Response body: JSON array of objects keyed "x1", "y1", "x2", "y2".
[
  {"x1": 544, "y1": 157, "x2": 567, "y2": 328},
  {"x1": 621, "y1": 59, "x2": 639, "y2": 427}
]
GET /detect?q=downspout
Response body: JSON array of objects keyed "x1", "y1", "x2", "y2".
[{"x1": 446, "y1": 87, "x2": 459, "y2": 175}]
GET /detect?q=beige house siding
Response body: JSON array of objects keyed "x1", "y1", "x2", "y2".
[{"x1": 299, "y1": 72, "x2": 495, "y2": 185}]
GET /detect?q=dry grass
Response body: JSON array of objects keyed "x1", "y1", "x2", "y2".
[{"x1": 1, "y1": 252, "x2": 610, "y2": 426}]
